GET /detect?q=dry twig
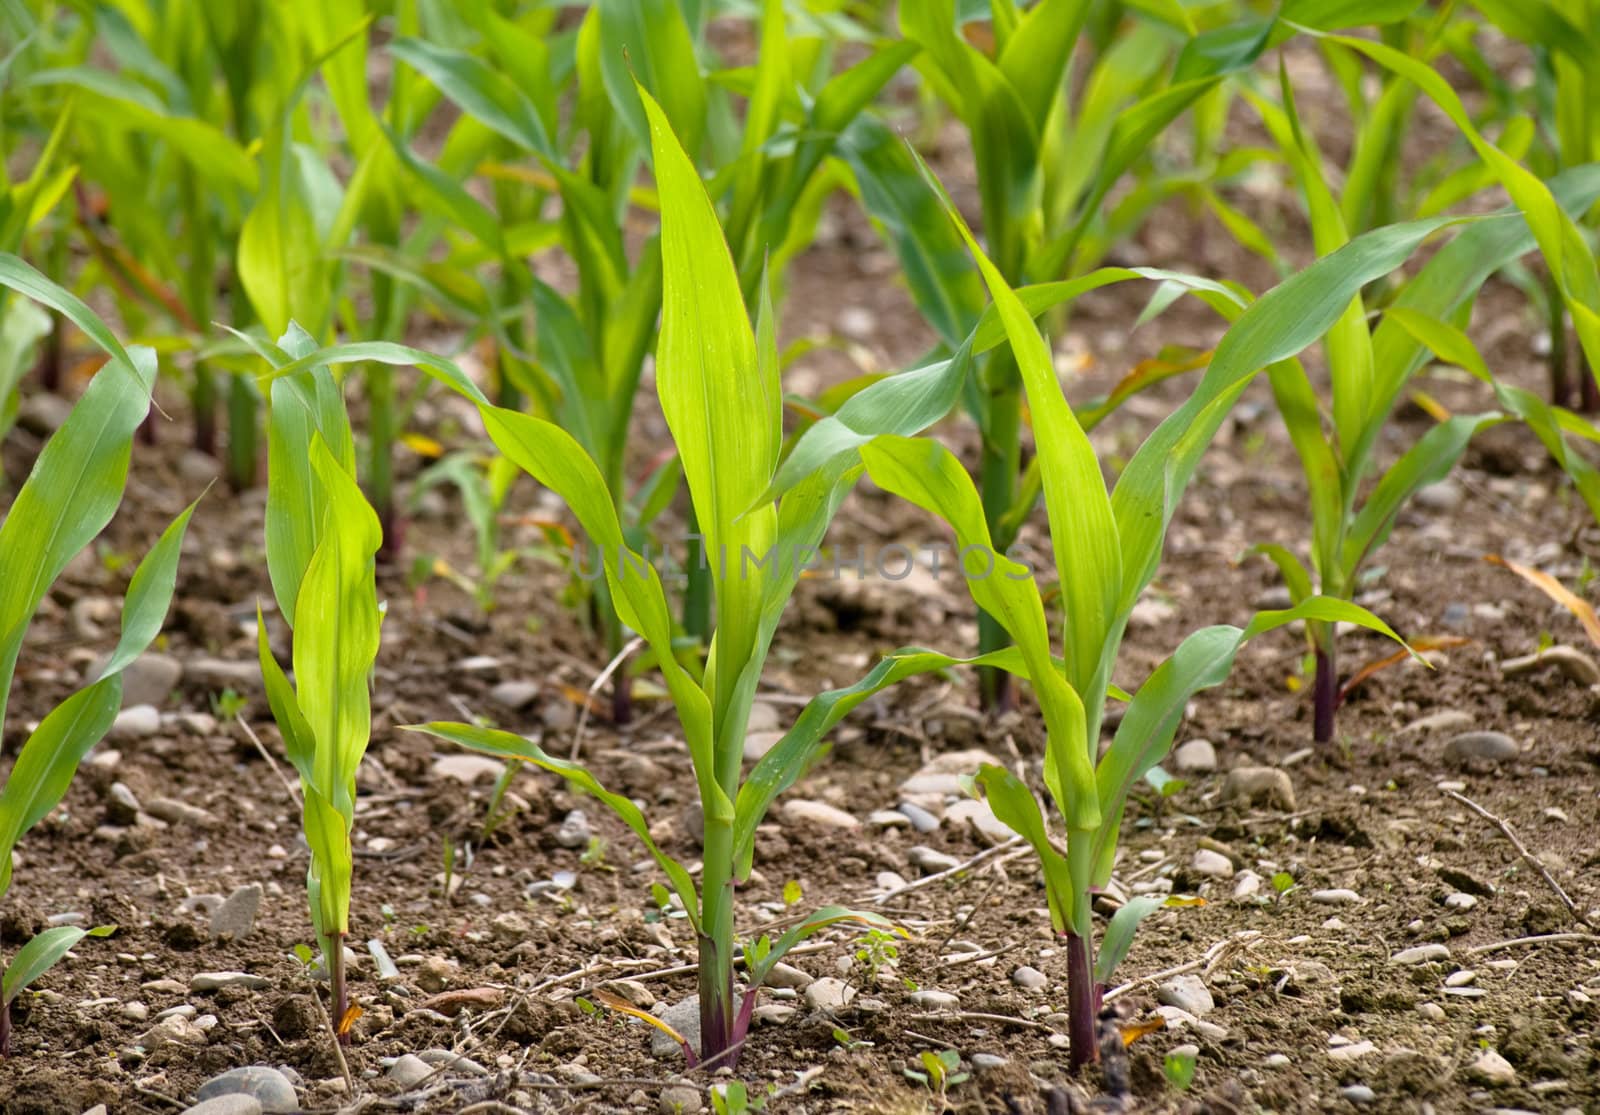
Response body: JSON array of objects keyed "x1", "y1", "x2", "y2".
[{"x1": 1442, "y1": 789, "x2": 1591, "y2": 927}]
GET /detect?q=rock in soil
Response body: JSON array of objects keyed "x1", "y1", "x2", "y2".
[
  {"x1": 803, "y1": 977, "x2": 855, "y2": 1012},
  {"x1": 1390, "y1": 944, "x2": 1451, "y2": 966},
  {"x1": 388, "y1": 1053, "x2": 433, "y2": 1088},
  {"x1": 1222, "y1": 766, "x2": 1296, "y2": 810},
  {"x1": 181, "y1": 1098, "x2": 263, "y2": 1115},
  {"x1": 1443, "y1": 730, "x2": 1519, "y2": 766},
  {"x1": 1501, "y1": 645, "x2": 1600, "y2": 685},
  {"x1": 780, "y1": 799, "x2": 860, "y2": 829},
  {"x1": 648, "y1": 995, "x2": 743, "y2": 1059},
  {"x1": 659, "y1": 1083, "x2": 702, "y2": 1114},
  {"x1": 191, "y1": 971, "x2": 270, "y2": 992},
  {"x1": 1011, "y1": 965, "x2": 1048, "y2": 990},
  {"x1": 1172, "y1": 738, "x2": 1217, "y2": 773},
  {"x1": 1156, "y1": 974, "x2": 1215, "y2": 1017},
  {"x1": 555, "y1": 809, "x2": 592, "y2": 848},
  {"x1": 195, "y1": 1066, "x2": 298, "y2": 1114},
  {"x1": 209, "y1": 884, "x2": 262, "y2": 940},
  {"x1": 1467, "y1": 1047, "x2": 1517, "y2": 1085}
]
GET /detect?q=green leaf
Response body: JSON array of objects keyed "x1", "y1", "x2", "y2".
[
  {"x1": 405, "y1": 722, "x2": 702, "y2": 930},
  {"x1": 0, "y1": 682, "x2": 120, "y2": 900},
  {"x1": 600, "y1": 0, "x2": 707, "y2": 158},
  {"x1": 976, "y1": 764, "x2": 1076, "y2": 933},
  {"x1": 1094, "y1": 895, "x2": 1166, "y2": 983},
  {"x1": 388, "y1": 36, "x2": 556, "y2": 158},
  {"x1": 3, "y1": 925, "x2": 114, "y2": 1005},
  {"x1": 96, "y1": 499, "x2": 201, "y2": 681},
  {"x1": 746, "y1": 905, "x2": 897, "y2": 989}
]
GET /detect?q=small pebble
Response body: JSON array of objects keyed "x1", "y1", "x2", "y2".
[
  {"x1": 196, "y1": 1066, "x2": 299, "y2": 1114},
  {"x1": 1191, "y1": 849, "x2": 1232, "y2": 878},
  {"x1": 804, "y1": 977, "x2": 855, "y2": 1012},
  {"x1": 1327, "y1": 1040, "x2": 1377, "y2": 1061},
  {"x1": 1443, "y1": 731, "x2": 1518, "y2": 766},
  {"x1": 1390, "y1": 944, "x2": 1451, "y2": 966},
  {"x1": 180, "y1": 1099, "x2": 262, "y2": 1115},
  {"x1": 1172, "y1": 739, "x2": 1217, "y2": 774},
  {"x1": 210, "y1": 884, "x2": 262, "y2": 939},
  {"x1": 1232, "y1": 871, "x2": 1262, "y2": 900},
  {"x1": 659, "y1": 1083, "x2": 702, "y2": 1115},
  {"x1": 1467, "y1": 1048, "x2": 1516, "y2": 1085},
  {"x1": 1222, "y1": 767, "x2": 1296, "y2": 811},
  {"x1": 908, "y1": 989, "x2": 958, "y2": 1009},
  {"x1": 555, "y1": 810, "x2": 592, "y2": 848},
  {"x1": 388, "y1": 1053, "x2": 433, "y2": 1088},
  {"x1": 191, "y1": 971, "x2": 270, "y2": 992},
  {"x1": 1011, "y1": 966, "x2": 1048, "y2": 991},
  {"x1": 1340, "y1": 1084, "x2": 1376, "y2": 1105},
  {"x1": 896, "y1": 803, "x2": 941, "y2": 833},
  {"x1": 1157, "y1": 974, "x2": 1214, "y2": 1017},
  {"x1": 907, "y1": 846, "x2": 961, "y2": 874},
  {"x1": 1417, "y1": 1002, "x2": 1445, "y2": 1021},
  {"x1": 1445, "y1": 970, "x2": 1476, "y2": 987},
  {"x1": 1444, "y1": 892, "x2": 1478, "y2": 910},
  {"x1": 1311, "y1": 889, "x2": 1362, "y2": 906},
  {"x1": 780, "y1": 800, "x2": 860, "y2": 830}
]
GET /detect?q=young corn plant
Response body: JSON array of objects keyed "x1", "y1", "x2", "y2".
[
  {"x1": 859, "y1": 0, "x2": 1300, "y2": 704},
  {"x1": 251, "y1": 327, "x2": 384, "y2": 1043},
  {"x1": 0, "y1": 258, "x2": 197, "y2": 1055},
  {"x1": 1240, "y1": 37, "x2": 1600, "y2": 739},
  {"x1": 387, "y1": 1, "x2": 909, "y2": 714},
  {"x1": 407, "y1": 88, "x2": 899, "y2": 1071},
  {"x1": 827, "y1": 165, "x2": 1454, "y2": 1068}
]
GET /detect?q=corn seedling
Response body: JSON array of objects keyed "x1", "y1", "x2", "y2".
[
  {"x1": 833, "y1": 164, "x2": 1441, "y2": 1068},
  {"x1": 0, "y1": 257, "x2": 197, "y2": 1055},
  {"x1": 405, "y1": 88, "x2": 906, "y2": 1070},
  {"x1": 386, "y1": 2, "x2": 909, "y2": 714},
  {"x1": 251, "y1": 325, "x2": 385, "y2": 1044},
  {"x1": 1239, "y1": 41, "x2": 1600, "y2": 739}
]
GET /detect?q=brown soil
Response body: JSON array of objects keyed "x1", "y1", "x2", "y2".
[{"x1": 2, "y1": 42, "x2": 1598, "y2": 1115}]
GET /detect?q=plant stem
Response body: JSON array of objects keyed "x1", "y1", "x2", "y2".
[
  {"x1": 327, "y1": 934, "x2": 350, "y2": 1047},
  {"x1": 0, "y1": 995, "x2": 10, "y2": 1057},
  {"x1": 1313, "y1": 641, "x2": 1338, "y2": 743},
  {"x1": 977, "y1": 352, "x2": 1022, "y2": 712},
  {"x1": 36, "y1": 312, "x2": 63, "y2": 394},
  {"x1": 1546, "y1": 267, "x2": 1570, "y2": 407},
  {"x1": 1065, "y1": 930, "x2": 1100, "y2": 1071},
  {"x1": 226, "y1": 375, "x2": 258, "y2": 490},
  {"x1": 696, "y1": 822, "x2": 738, "y2": 1069},
  {"x1": 368, "y1": 364, "x2": 400, "y2": 561},
  {"x1": 192, "y1": 364, "x2": 218, "y2": 456}
]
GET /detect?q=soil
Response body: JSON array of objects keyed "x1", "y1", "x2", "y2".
[{"x1": 2, "y1": 41, "x2": 1598, "y2": 1115}]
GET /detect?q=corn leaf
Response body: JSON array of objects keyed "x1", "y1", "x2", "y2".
[
  {"x1": 2, "y1": 925, "x2": 114, "y2": 1006},
  {"x1": 976, "y1": 764, "x2": 1075, "y2": 933},
  {"x1": 860, "y1": 435, "x2": 1099, "y2": 831},
  {"x1": 292, "y1": 435, "x2": 382, "y2": 815},
  {"x1": 405, "y1": 722, "x2": 702, "y2": 930},
  {"x1": 746, "y1": 906, "x2": 897, "y2": 989},
  {"x1": 599, "y1": 0, "x2": 706, "y2": 158},
  {"x1": 387, "y1": 36, "x2": 556, "y2": 160},
  {"x1": 1094, "y1": 896, "x2": 1167, "y2": 984},
  {"x1": 1091, "y1": 597, "x2": 1408, "y2": 878},
  {"x1": 0, "y1": 499, "x2": 196, "y2": 898}
]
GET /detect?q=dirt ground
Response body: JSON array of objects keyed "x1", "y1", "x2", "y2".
[{"x1": 2, "y1": 46, "x2": 1599, "y2": 1115}]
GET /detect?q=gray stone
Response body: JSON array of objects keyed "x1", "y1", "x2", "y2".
[
  {"x1": 896, "y1": 802, "x2": 941, "y2": 833},
  {"x1": 970, "y1": 1053, "x2": 1008, "y2": 1071},
  {"x1": 1391, "y1": 944, "x2": 1452, "y2": 966},
  {"x1": 743, "y1": 731, "x2": 784, "y2": 762},
  {"x1": 1467, "y1": 1048, "x2": 1516, "y2": 1086},
  {"x1": 1011, "y1": 966, "x2": 1048, "y2": 991},
  {"x1": 555, "y1": 810, "x2": 592, "y2": 848},
  {"x1": 138, "y1": 1015, "x2": 208, "y2": 1049},
  {"x1": 191, "y1": 971, "x2": 270, "y2": 992},
  {"x1": 1501, "y1": 645, "x2": 1600, "y2": 686},
  {"x1": 908, "y1": 846, "x2": 961, "y2": 874},
  {"x1": 1157, "y1": 974, "x2": 1214, "y2": 1017},
  {"x1": 1192, "y1": 849, "x2": 1233, "y2": 878},
  {"x1": 1222, "y1": 767, "x2": 1296, "y2": 811},
  {"x1": 1444, "y1": 892, "x2": 1478, "y2": 910},
  {"x1": 110, "y1": 653, "x2": 183, "y2": 707},
  {"x1": 804, "y1": 977, "x2": 855, "y2": 1012},
  {"x1": 752, "y1": 1003, "x2": 796, "y2": 1025},
  {"x1": 1232, "y1": 871, "x2": 1263, "y2": 900},
  {"x1": 1416, "y1": 480, "x2": 1462, "y2": 511},
  {"x1": 157, "y1": 1003, "x2": 198, "y2": 1022},
  {"x1": 867, "y1": 810, "x2": 910, "y2": 829},
  {"x1": 388, "y1": 1053, "x2": 433, "y2": 1088},
  {"x1": 431, "y1": 754, "x2": 504, "y2": 784},
  {"x1": 1444, "y1": 731, "x2": 1518, "y2": 766},
  {"x1": 907, "y1": 989, "x2": 958, "y2": 1009},
  {"x1": 147, "y1": 797, "x2": 216, "y2": 827},
  {"x1": 186, "y1": 656, "x2": 260, "y2": 691},
  {"x1": 659, "y1": 1084, "x2": 702, "y2": 1115},
  {"x1": 648, "y1": 995, "x2": 743, "y2": 1058},
  {"x1": 109, "y1": 705, "x2": 161, "y2": 741},
  {"x1": 418, "y1": 1049, "x2": 487, "y2": 1075},
  {"x1": 181, "y1": 1099, "x2": 262, "y2": 1115},
  {"x1": 1399, "y1": 709, "x2": 1474, "y2": 736},
  {"x1": 488, "y1": 681, "x2": 540, "y2": 710},
  {"x1": 107, "y1": 782, "x2": 142, "y2": 825},
  {"x1": 780, "y1": 800, "x2": 859, "y2": 830},
  {"x1": 1172, "y1": 739, "x2": 1217, "y2": 774},
  {"x1": 196, "y1": 1066, "x2": 299, "y2": 1113},
  {"x1": 1340, "y1": 1085, "x2": 1377, "y2": 1105},
  {"x1": 764, "y1": 963, "x2": 812, "y2": 990},
  {"x1": 1327, "y1": 1040, "x2": 1377, "y2": 1061},
  {"x1": 210, "y1": 884, "x2": 262, "y2": 940},
  {"x1": 942, "y1": 798, "x2": 1011, "y2": 842},
  {"x1": 1311, "y1": 889, "x2": 1362, "y2": 906}
]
